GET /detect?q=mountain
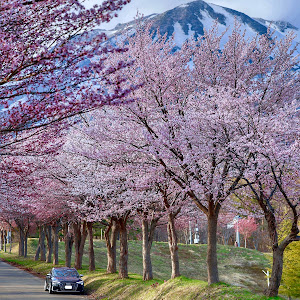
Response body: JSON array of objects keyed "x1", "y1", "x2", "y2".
[
  {"x1": 94, "y1": 0, "x2": 299, "y2": 52},
  {"x1": 254, "y1": 18, "x2": 300, "y2": 42}
]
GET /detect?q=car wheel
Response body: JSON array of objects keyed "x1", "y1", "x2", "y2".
[
  {"x1": 48, "y1": 283, "x2": 53, "y2": 294},
  {"x1": 44, "y1": 281, "x2": 48, "y2": 291}
]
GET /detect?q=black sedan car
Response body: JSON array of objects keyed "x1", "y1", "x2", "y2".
[{"x1": 44, "y1": 267, "x2": 84, "y2": 294}]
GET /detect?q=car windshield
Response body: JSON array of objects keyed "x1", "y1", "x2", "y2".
[{"x1": 53, "y1": 269, "x2": 79, "y2": 278}]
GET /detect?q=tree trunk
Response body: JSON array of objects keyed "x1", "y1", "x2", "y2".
[
  {"x1": 78, "y1": 221, "x2": 87, "y2": 269},
  {"x1": 64, "y1": 223, "x2": 73, "y2": 268},
  {"x1": 0, "y1": 230, "x2": 3, "y2": 251},
  {"x1": 18, "y1": 228, "x2": 25, "y2": 257},
  {"x1": 142, "y1": 218, "x2": 158, "y2": 280},
  {"x1": 9, "y1": 226, "x2": 12, "y2": 254},
  {"x1": 74, "y1": 221, "x2": 88, "y2": 270},
  {"x1": 24, "y1": 229, "x2": 28, "y2": 258},
  {"x1": 105, "y1": 219, "x2": 119, "y2": 274},
  {"x1": 35, "y1": 225, "x2": 41, "y2": 261},
  {"x1": 52, "y1": 222, "x2": 60, "y2": 265},
  {"x1": 87, "y1": 222, "x2": 95, "y2": 272},
  {"x1": 263, "y1": 209, "x2": 296, "y2": 297},
  {"x1": 73, "y1": 222, "x2": 81, "y2": 269},
  {"x1": 258, "y1": 194, "x2": 297, "y2": 297},
  {"x1": 45, "y1": 225, "x2": 53, "y2": 263},
  {"x1": 167, "y1": 213, "x2": 180, "y2": 279},
  {"x1": 4, "y1": 230, "x2": 7, "y2": 252},
  {"x1": 207, "y1": 213, "x2": 219, "y2": 284},
  {"x1": 265, "y1": 246, "x2": 284, "y2": 297},
  {"x1": 40, "y1": 225, "x2": 46, "y2": 261},
  {"x1": 118, "y1": 217, "x2": 128, "y2": 279},
  {"x1": 35, "y1": 244, "x2": 41, "y2": 261}
]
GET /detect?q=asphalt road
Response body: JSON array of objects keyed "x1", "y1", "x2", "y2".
[{"x1": 0, "y1": 260, "x2": 87, "y2": 300}]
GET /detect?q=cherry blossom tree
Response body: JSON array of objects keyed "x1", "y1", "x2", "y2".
[
  {"x1": 155, "y1": 175, "x2": 187, "y2": 278},
  {"x1": 131, "y1": 183, "x2": 165, "y2": 280},
  {"x1": 0, "y1": 0, "x2": 133, "y2": 263},
  {"x1": 64, "y1": 103, "x2": 195, "y2": 279},
  {"x1": 0, "y1": 0, "x2": 132, "y2": 155},
  {"x1": 236, "y1": 151, "x2": 299, "y2": 296},
  {"x1": 234, "y1": 216, "x2": 257, "y2": 248},
  {"x1": 34, "y1": 153, "x2": 94, "y2": 269},
  {"x1": 31, "y1": 177, "x2": 72, "y2": 265},
  {"x1": 56, "y1": 104, "x2": 187, "y2": 279},
  {"x1": 55, "y1": 127, "x2": 138, "y2": 278},
  {"x1": 103, "y1": 20, "x2": 299, "y2": 287},
  {"x1": 0, "y1": 157, "x2": 37, "y2": 257}
]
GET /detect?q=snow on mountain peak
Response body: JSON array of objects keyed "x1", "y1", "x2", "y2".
[{"x1": 94, "y1": 0, "x2": 299, "y2": 52}]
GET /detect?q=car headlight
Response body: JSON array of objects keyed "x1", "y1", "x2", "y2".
[
  {"x1": 77, "y1": 280, "x2": 84, "y2": 285},
  {"x1": 52, "y1": 278, "x2": 60, "y2": 284}
]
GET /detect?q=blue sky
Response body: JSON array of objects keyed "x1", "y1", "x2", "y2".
[{"x1": 83, "y1": 0, "x2": 300, "y2": 29}]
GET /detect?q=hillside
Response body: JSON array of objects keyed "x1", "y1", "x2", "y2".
[{"x1": 2, "y1": 239, "x2": 272, "y2": 297}]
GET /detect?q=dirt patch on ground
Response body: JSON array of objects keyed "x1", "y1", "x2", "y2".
[{"x1": 220, "y1": 264, "x2": 267, "y2": 293}]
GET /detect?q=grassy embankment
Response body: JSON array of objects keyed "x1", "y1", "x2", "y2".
[{"x1": 0, "y1": 239, "x2": 282, "y2": 300}]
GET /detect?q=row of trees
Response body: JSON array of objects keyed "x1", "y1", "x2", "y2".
[{"x1": 0, "y1": 3, "x2": 299, "y2": 297}]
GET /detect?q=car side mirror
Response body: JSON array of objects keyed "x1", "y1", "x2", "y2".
[
  {"x1": 46, "y1": 273, "x2": 51, "y2": 277},
  {"x1": 79, "y1": 274, "x2": 83, "y2": 277}
]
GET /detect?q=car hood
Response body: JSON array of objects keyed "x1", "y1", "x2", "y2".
[{"x1": 54, "y1": 277, "x2": 81, "y2": 282}]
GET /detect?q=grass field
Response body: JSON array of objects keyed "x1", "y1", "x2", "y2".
[{"x1": 0, "y1": 239, "x2": 280, "y2": 300}]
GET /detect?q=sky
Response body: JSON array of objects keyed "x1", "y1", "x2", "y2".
[{"x1": 84, "y1": 0, "x2": 300, "y2": 29}]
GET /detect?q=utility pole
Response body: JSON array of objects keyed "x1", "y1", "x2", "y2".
[
  {"x1": 236, "y1": 219, "x2": 240, "y2": 247},
  {"x1": 189, "y1": 221, "x2": 193, "y2": 244},
  {"x1": 234, "y1": 216, "x2": 241, "y2": 247}
]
